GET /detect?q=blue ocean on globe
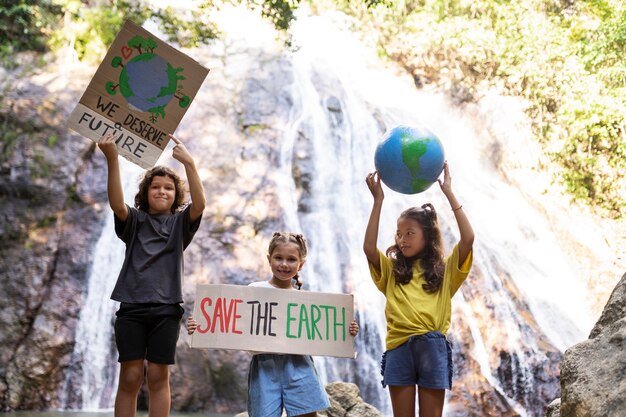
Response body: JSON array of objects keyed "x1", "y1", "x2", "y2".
[
  {"x1": 123, "y1": 54, "x2": 174, "y2": 111},
  {"x1": 374, "y1": 125, "x2": 445, "y2": 194}
]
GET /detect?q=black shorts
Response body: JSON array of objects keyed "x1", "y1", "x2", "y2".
[{"x1": 114, "y1": 303, "x2": 184, "y2": 364}]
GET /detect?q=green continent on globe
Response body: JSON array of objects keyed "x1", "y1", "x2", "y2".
[
  {"x1": 411, "y1": 178, "x2": 432, "y2": 193},
  {"x1": 400, "y1": 135, "x2": 429, "y2": 177},
  {"x1": 401, "y1": 135, "x2": 431, "y2": 193},
  {"x1": 160, "y1": 64, "x2": 186, "y2": 99}
]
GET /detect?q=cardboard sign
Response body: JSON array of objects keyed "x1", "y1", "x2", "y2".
[
  {"x1": 68, "y1": 20, "x2": 209, "y2": 169},
  {"x1": 190, "y1": 284, "x2": 356, "y2": 358}
]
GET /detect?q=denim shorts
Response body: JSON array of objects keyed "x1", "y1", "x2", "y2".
[
  {"x1": 380, "y1": 331, "x2": 453, "y2": 390},
  {"x1": 248, "y1": 354, "x2": 330, "y2": 417}
]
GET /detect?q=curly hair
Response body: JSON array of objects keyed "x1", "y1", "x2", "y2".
[
  {"x1": 268, "y1": 232, "x2": 308, "y2": 290},
  {"x1": 386, "y1": 204, "x2": 445, "y2": 292},
  {"x1": 134, "y1": 166, "x2": 186, "y2": 214}
]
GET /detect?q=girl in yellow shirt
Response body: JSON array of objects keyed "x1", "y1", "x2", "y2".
[{"x1": 363, "y1": 162, "x2": 474, "y2": 417}]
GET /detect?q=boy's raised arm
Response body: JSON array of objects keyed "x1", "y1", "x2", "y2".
[
  {"x1": 98, "y1": 134, "x2": 128, "y2": 221},
  {"x1": 170, "y1": 134, "x2": 206, "y2": 222}
]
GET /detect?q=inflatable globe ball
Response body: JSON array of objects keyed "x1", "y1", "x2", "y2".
[{"x1": 374, "y1": 125, "x2": 445, "y2": 194}]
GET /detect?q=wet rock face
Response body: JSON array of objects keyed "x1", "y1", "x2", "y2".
[
  {"x1": 0, "y1": 40, "x2": 300, "y2": 412},
  {"x1": 446, "y1": 313, "x2": 561, "y2": 417},
  {"x1": 0, "y1": 58, "x2": 107, "y2": 410},
  {"x1": 2, "y1": 29, "x2": 617, "y2": 417}
]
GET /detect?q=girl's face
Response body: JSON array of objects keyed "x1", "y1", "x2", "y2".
[
  {"x1": 395, "y1": 216, "x2": 426, "y2": 258},
  {"x1": 147, "y1": 175, "x2": 176, "y2": 215},
  {"x1": 267, "y1": 242, "x2": 304, "y2": 288}
]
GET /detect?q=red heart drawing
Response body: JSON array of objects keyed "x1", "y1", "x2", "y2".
[{"x1": 121, "y1": 46, "x2": 132, "y2": 59}]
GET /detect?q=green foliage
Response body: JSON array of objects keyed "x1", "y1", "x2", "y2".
[
  {"x1": 66, "y1": 184, "x2": 81, "y2": 203},
  {"x1": 152, "y1": 6, "x2": 220, "y2": 48},
  {"x1": 556, "y1": 101, "x2": 626, "y2": 215},
  {"x1": 580, "y1": 6, "x2": 626, "y2": 89},
  {"x1": 49, "y1": 0, "x2": 152, "y2": 62},
  {"x1": 3, "y1": 0, "x2": 622, "y2": 217},
  {"x1": 347, "y1": 0, "x2": 625, "y2": 218},
  {"x1": 250, "y1": 0, "x2": 301, "y2": 31},
  {"x1": 0, "y1": 0, "x2": 63, "y2": 54},
  {"x1": 3, "y1": 1, "x2": 298, "y2": 61},
  {"x1": 4, "y1": 0, "x2": 220, "y2": 61},
  {"x1": 31, "y1": 148, "x2": 52, "y2": 179},
  {"x1": 47, "y1": 133, "x2": 58, "y2": 147},
  {"x1": 0, "y1": 114, "x2": 24, "y2": 160}
]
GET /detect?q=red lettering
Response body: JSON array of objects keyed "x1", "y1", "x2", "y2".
[
  {"x1": 231, "y1": 299, "x2": 243, "y2": 334},
  {"x1": 197, "y1": 297, "x2": 212, "y2": 334},
  {"x1": 199, "y1": 297, "x2": 243, "y2": 334},
  {"x1": 211, "y1": 297, "x2": 225, "y2": 333}
]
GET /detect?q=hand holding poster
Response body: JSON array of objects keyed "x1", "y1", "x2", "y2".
[
  {"x1": 68, "y1": 20, "x2": 209, "y2": 169},
  {"x1": 190, "y1": 284, "x2": 356, "y2": 358}
]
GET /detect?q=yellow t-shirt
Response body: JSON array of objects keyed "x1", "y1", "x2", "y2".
[{"x1": 369, "y1": 244, "x2": 473, "y2": 351}]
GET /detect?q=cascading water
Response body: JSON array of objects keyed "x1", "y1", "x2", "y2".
[
  {"x1": 62, "y1": 161, "x2": 143, "y2": 409},
  {"x1": 62, "y1": 5, "x2": 608, "y2": 416},
  {"x1": 274, "y1": 9, "x2": 597, "y2": 416}
]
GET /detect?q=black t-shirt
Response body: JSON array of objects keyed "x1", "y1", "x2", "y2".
[{"x1": 111, "y1": 204, "x2": 202, "y2": 303}]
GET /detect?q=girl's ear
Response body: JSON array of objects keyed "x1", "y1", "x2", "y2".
[
  {"x1": 267, "y1": 254, "x2": 271, "y2": 265},
  {"x1": 298, "y1": 260, "x2": 306, "y2": 271}
]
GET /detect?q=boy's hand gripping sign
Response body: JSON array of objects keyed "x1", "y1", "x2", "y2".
[
  {"x1": 190, "y1": 284, "x2": 356, "y2": 358},
  {"x1": 68, "y1": 20, "x2": 209, "y2": 169}
]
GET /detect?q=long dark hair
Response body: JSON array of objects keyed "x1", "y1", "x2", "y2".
[
  {"x1": 386, "y1": 204, "x2": 445, "y2": 292},
  {"x1": 134, "y1": 166, "x2": 185, "y2": 214},
  {"x1": 268, "y1": 232, "x2": 308, "y2": 290}
]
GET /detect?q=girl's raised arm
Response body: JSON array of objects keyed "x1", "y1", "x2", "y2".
[
  {"x1": 438, "y1": 162, "x2": 474, "y2": 267},
  {"x1": 363, "y1": 171, "x2": 384, "y2": 272},
  {"x1": 170, "y1": 134, "x2": 206, "y2": 222},
  {"x1": 98, "y1": 134, "x2": 128, "y2": 221}
]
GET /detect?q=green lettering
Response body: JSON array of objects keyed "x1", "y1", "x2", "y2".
[
  {"x1": 333, "y1": 307, "x2": 346, "y2": 341},
  {"x1": 320, "y1": 305, "x2": 332, "y2": 339},
  {"x1": 298, "y1": 304, "x2": 311, "y2": 339},
  {"x1": 310, "y1": 304, "x2": 322, "y2": 340},
  {"x1": 286, "y1": 303, "x2": 297, "y2": 338}
]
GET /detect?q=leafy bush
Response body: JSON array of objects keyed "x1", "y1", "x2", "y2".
[
  {"x1": 2, "y1": 0, "x2": 623, "y2": 216},
  {"x1": 1, "y1": 0, "x2": 299, "y2": 62},
  {"x1": 346, "y1": 0, "x2": 625, "y2": 217},
  {"x1": 0, "y1": 0, "x2": 63, "y2": 54}
]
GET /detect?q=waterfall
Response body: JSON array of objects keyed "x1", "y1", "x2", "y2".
[
  {"x1": 62, "y1": 5, "x2": 608, "y2": 416},
  {"x1": 63, "y1": 159, "x2": 143, "y2": 409},
  {"x1": 276, "y1": 9, "x2": 596, "y2": 416}
]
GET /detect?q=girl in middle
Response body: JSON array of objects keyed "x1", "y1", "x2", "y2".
[{"x1": 188, "y1": 232, "x2": 360, "y2": 417}]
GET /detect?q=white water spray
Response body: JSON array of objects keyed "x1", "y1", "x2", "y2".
[
  {"x1": 65, "y1": 5, "x2": 612, "y2": 416},
  {"x1": 65, "y1": 160, "x2": 142, "y2": 409},
  {"x1": 280, "y1": 9, "x2": 597, "y2": 415}
]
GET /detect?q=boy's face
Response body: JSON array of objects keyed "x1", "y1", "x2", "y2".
[{"x1": 147, "y1": 175, "x2": 176, "y2": 215}]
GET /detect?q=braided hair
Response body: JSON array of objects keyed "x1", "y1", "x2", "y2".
[
  {"x1": 268, "y1": 232, "x2": 308, "y2": 290},
  {"x1": 386, "y1": 204, "x2": 445, "y2": 293}
]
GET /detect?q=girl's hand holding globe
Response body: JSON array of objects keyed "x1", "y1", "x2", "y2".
[{"x1": 365, "y1": 171, "x2": 384, "y2": 201}]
